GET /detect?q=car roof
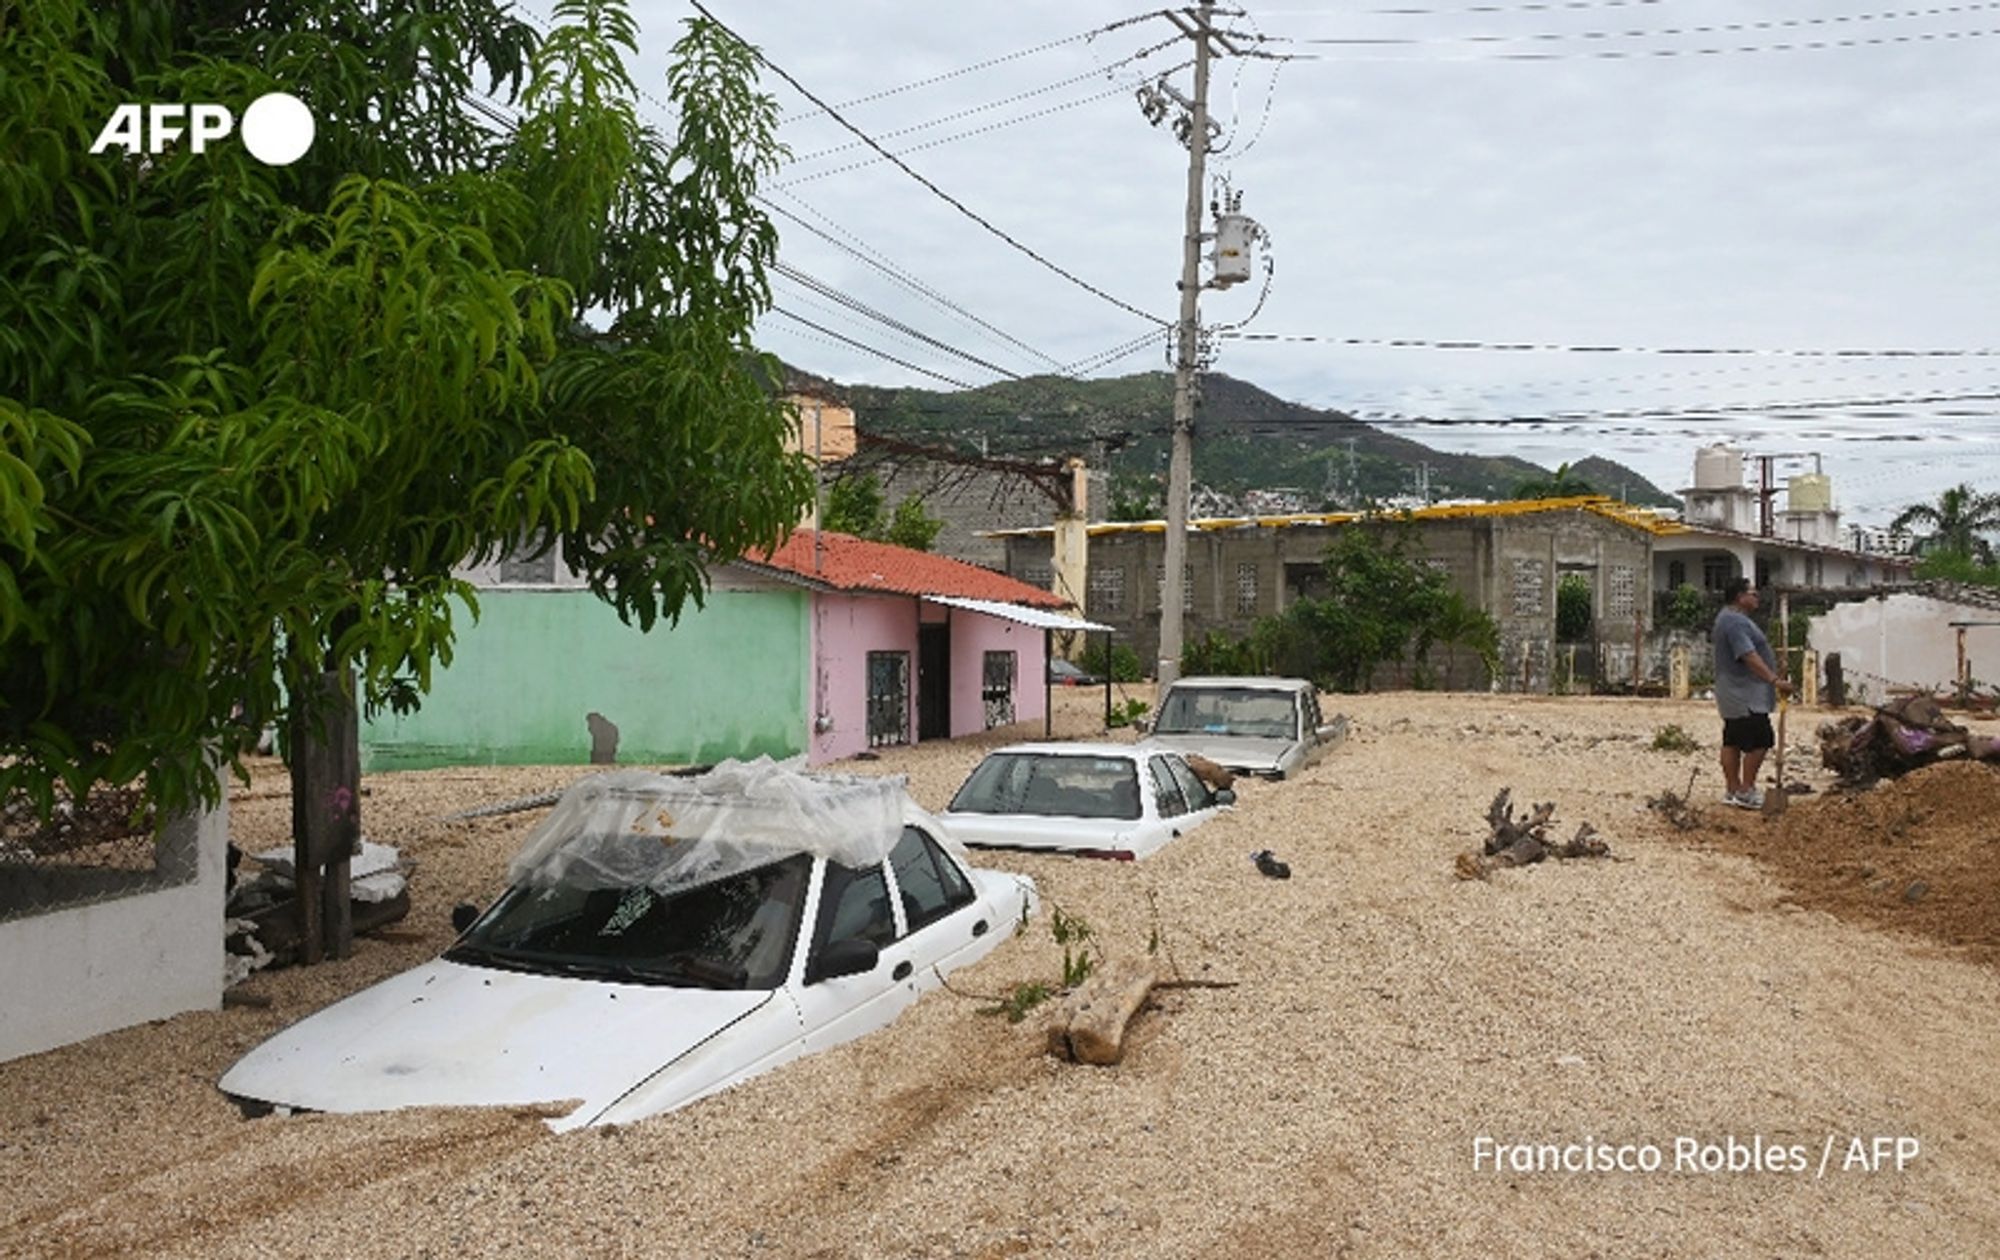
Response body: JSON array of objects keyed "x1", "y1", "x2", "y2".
[
  {"x1": 1165, "y1": 676, "x2": 1312, "y2": 692},
  {"x1": 984, "y1": 742, "x2": 1155, "y2": 760}
]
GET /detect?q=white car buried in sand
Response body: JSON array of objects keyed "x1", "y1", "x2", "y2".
[
  {"x1": 939, "y1": 742, "x2": 1235, "y2": 861},
  {"x1": 1144, "y1": 676, "x2": 1349, "y2": 780},
  {"x1": 219, "y1": 762, "x2": 1037, "y2": 1131}
]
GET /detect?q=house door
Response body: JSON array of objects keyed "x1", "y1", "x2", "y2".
[{"x1": 917, "y1": 624, "x2": 951, "y2": 742}]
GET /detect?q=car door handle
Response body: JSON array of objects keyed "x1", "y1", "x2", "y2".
[
  {"x1": 892, "y1": 961, "x2": 913, "y2": 981},
  {"x1": 972, "y1": 919, "x2": 989, "y2": 937}
]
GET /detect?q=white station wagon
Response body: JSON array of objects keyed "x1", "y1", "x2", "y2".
[
  {"x1": 940, "y1": 742, "x2": 1234, "y2": 861},
  {"x1": 1144, "y1": 676, "x2": 1349, "y2": 780},
  {"x1": 220, "y1": 762, "x2": 1036, "y2": 1131}
]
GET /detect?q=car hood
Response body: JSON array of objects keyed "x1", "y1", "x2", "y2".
[
  {"x1": 1144, "y1": 733, "x2": 1294, "y2": 772},
  {"x1": 219, "y1": 959, "x2": 774, "y2": 1128},
  {"x1": 939, "y1": 811, "x2": 1133, "y2": 854}
]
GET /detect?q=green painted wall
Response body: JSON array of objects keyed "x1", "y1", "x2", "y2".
[{"x1": 362, "y1": 588, "x2": 808, "y2": 770}]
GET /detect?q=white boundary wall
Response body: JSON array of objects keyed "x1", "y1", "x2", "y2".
[
  {"x1": 1808, "y1": 593, "x2": 2000, "y2": 705},
  {"x1": 0, "y1": 797, "x2": 229, "y2": 1063}
]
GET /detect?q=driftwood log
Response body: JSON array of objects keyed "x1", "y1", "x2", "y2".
[
  {"x1": 1456, "y1": 788, "x2": 1611, "y2": 880},
  {"x1": 1046, "y1": 961, "x2": 1159, "y2": 1065}
]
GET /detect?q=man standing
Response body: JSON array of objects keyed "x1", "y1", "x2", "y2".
[{"x1": 1712, "y1": 577, "x2": 1792, "y2": 808}]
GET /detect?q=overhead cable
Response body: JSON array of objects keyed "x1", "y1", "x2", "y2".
[
  {"x1": 760, "y1": 190, "x2": 1067, "y2": 371},
  {"x1": 773, "y1": 262, "x2": 1024, "y2": 380},
  {"x1": 1220, "y1": 331, "x2": 2000, "y2": 358},
  {"x1": 774, "y1": 77, "x2": 1180, "y2": 187},
  {"x1": 769, "y1": 307, "x2": 979, "y2": 390},
  {"x1": 690, "y1": 0, "x2": 1171, "y2": 328},
  {"x1": 816, "y1": 11, "x2": 1174, "y2": 113},
  {"x1": 785, "y1": 38, "x2": 1183, "y2": 165},
  {"x1": 1283, "y1": 1, "x2": 2000, "y2": 46},
  {"x1": 1269, "y1": 25, "x2": 2000, "y2": 61}
]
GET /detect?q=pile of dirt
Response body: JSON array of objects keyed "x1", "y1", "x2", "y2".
[{"x1": 1697, "y1": 760, "x2": 2000, "y2": 966}]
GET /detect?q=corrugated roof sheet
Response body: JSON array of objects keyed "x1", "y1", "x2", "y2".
[{"x1": 747, "y1": 530, "x2": 1069, "y2": 609}]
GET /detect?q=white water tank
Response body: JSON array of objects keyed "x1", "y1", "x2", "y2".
[
  {"x1": 1693, "y1": 444, "x2": 1744, "y2": 490},
  {"x1": 1787, "y1": 472, "x2": 1832, "y2": 513}
]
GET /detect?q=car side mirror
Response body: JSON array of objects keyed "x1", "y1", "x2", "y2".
[
  {"x1": 808, "y1": 937, "x2": 880, "y2": 984},
  {"x1": 1134, "y1": 716, "x2": 1153, "y2": 734},
  {"x1": 450, "y1": 902, "x2": 481, "y2": 934},
  {"x1": 1215, "y1": 788, "x2": 1237, "y2": 807}
]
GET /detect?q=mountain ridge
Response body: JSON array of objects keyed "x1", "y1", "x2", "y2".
[{"x1": 830, "y1": 369, "x2": 1680, "y2": 511}]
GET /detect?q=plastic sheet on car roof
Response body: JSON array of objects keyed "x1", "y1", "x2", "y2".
[{"x1": 507, "y1": 758, "x2": 907, "y2": 894}]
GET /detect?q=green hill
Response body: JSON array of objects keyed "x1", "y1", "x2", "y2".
[{"x1": 838, "y1": 370, "x2": 1679, "y2": 512}]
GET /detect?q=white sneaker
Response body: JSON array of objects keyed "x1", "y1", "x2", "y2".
[{"x1": 1730, "y1": 788, "x2": 1765, "y2": 810}]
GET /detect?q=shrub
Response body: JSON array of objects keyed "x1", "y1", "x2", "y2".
[
  {"x1": 1080, "y1": 641, "x2": 1143, "y2": 683},
  {"x1": 1181, "y1": 629, "x2": 1262, "y2": 677},
  {"x1": 1651, "y1": 724, "x2": 1699, "y2": 754}
]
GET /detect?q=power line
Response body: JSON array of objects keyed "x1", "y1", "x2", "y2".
[
  {"x1": 689, "y1": 0, "x2": 1171, "y2": 328},
  {"x1": 813, "y1": 12, "x2": 1174, "y2": 113},
  {"x1": 773, "y1": 262, "x2": 1025, "y2": 381},
  {"x1": 784, "y1": 38, "x2": 1183, "y2": 165},
  {"x1": 768, "y1": 307, "x2": 979, "y2": 390},
  {"x1": 1281, "y1": 1, "x2": 2000, "y2": 46},
  {"x1": 759, "y1": 190, "x2": 1067, "y2": 372},
  {"x1": 774, "y1": 77, "x2": 1177, "y2": 187},
  {"x1": 1220, "y1": 331, "x2": 2000, "y2": 358},
  {"x1": 1309, "y1": 387, "x2": 2000, "y2": 427},
  {"x1": 1266, "y1": 24, "x2": 2000, "y2": 62}
]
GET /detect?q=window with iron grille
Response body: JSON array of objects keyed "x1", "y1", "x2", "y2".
[
  {"x1": 1606, "y1": 565, "x2": 1637, "y2": 619},
  {"x1": 866, "y1": 652, "x2": 910, "y2": 747},
  {"x1": 1154, "y1": 564, "x2": 1192, "y2": 612},
  {"x1": 981, "y1": 651, "x2": 1016, "y2": 729},
  {"x1": 1022, "y1": 565, "x2": 1051, "y2": 589},
  {"x1": 1089, "y1": 567, "x2": 1125, "y2": 615},
  {"x1": 1703, "y1": 556, "x2": 1733, "y2": 591},
  {"x1": 1236, "y1": 563, "x2": 1258, "y2": 614}
]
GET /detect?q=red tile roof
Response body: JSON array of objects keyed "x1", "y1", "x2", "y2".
[{"x1": 746, "y1": 530, "x2": 1069, "y2": 609}]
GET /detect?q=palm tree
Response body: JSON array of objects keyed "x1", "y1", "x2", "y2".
[
  {"x1": 1511, "y1": 461, "x2": 1596, "y2": 501},
  {"x1": 1890, "y1": 484, "x2": 2000, "y2": 563}
]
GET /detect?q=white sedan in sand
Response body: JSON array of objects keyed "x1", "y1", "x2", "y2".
[
  {"x1": 939, "y1": 742, "x2": 1235, "y2": 861},
  {"x1": 220, "y1": 772, "x2": 1035, "y2": 1131},
  {"x1": 1144, "y1": 676, "x2": 1349, "y2": 780}
]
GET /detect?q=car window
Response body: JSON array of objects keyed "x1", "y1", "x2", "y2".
[
  {"x1": 812, "y1": 860, "x2": 897, "y2": 955},
  {"x1": 446, "y1": 855, "x2": 811, "y2": 990},
  {"x1": 1303, "y1": 689, "x2": 1323, "y2": 734},
  {"x1": 889, "y1": 826, "x2": 976, "y2": 933},
  {"x1": 1163, "y1": 755, "x2": 1214, "y2": 810},
  {"x1": 950, "y1": 753, "x2": 1142, "y2": 821},
  {"x1": 1149, "y1": 758, "x2": 1188, "y2": 818},
  {"x1": 1153, "y1": 687, "x2": 1297, "y2": 739}
]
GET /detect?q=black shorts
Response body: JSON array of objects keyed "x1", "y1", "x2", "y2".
[{"x1": 1722, "y1": 713, "x2": 1775, "y2": 751}]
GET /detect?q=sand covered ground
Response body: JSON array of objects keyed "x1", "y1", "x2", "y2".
[{"x1": 5, "y1": 688, "x2": 1999, "y2": 1259}]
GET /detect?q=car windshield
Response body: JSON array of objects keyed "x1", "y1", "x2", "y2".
[
  {"x1": 949, "y1": 753, "x2": 1142, "y2": 820},
  {"x1": 445, "y1": 854, "x2": 811, "y2": 990},
  {"x1": 1153, "y1": 687, "x2": 1298, "y2": 740}
]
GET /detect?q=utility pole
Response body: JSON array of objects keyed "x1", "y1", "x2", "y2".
[{"x1": 1155, "y1": 1, "x2": 1218, "y2": 687}]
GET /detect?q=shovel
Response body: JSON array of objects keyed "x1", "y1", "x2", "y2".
[{"x1": 1762, "y1": 691, "x2": 1788, "y2": 817}]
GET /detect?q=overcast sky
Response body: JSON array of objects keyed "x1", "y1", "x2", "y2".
[{"x1": 555, "y1": 0, "x2": 1999, "y2": 526}]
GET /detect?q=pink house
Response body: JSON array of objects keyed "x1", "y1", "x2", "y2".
[{"x1": 740, "y1": 531, "x2": 1095, "y2": 763}]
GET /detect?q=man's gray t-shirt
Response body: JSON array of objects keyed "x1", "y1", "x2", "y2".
[{"x1": 1712, "y1": 607, "x2": 1776, "y2": 719}]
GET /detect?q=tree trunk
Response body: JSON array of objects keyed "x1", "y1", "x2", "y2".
[{"x1": 289, "y1": 659, "x2": 360, "y2": 963}]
